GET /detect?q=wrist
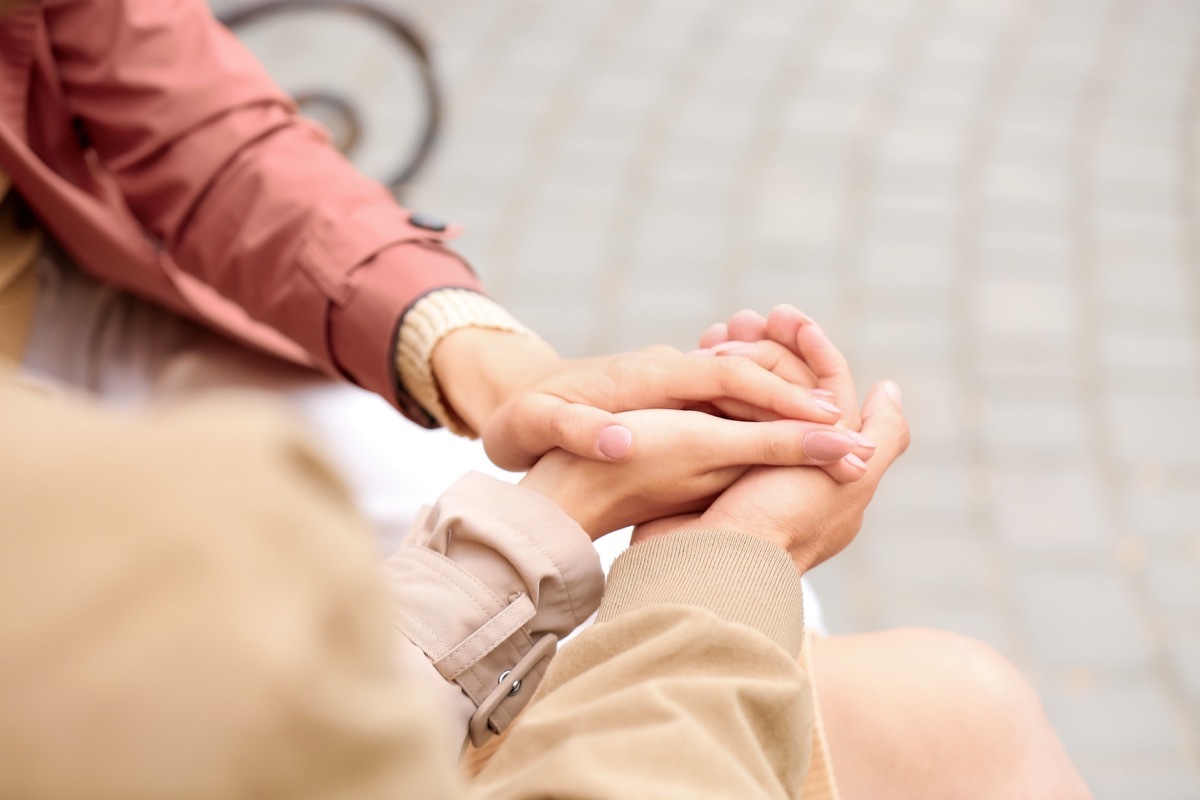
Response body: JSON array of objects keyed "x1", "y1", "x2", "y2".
[
  {"x1": 395, "y1": 289, "x2": 554, "y2": 435},
  {"x1": 432, "y1": 327, "x2": 559, "y2": 435},
  {"x1": 519, "y1": 455, "x2": 606, "y2": 540},
  {"x1": 695, "y1": 512, "x2": 815, "y2": 575}
]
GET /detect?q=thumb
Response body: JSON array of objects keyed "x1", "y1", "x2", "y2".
[
  {"x1": 483, "y1": 394, "x2": 634, "y2": 471},
  {"x1": 858, "y1": 380, "x2": 910, "y2": 474}
]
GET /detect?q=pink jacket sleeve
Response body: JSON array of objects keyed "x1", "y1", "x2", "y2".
[{"x1": 41, "y1": 0, "x2": 483, "y2": 410}]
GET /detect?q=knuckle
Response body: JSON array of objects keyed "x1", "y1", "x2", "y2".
[
  {"x1": 759, "y1": 431, "x2": 795, "y2": 464},
  {"x1": 547, "y1": 403, "x2": 578, "y2": 443}
]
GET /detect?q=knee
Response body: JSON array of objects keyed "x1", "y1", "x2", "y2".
[
  {"x1": 884, "y1": 628, "x2": 1091, "y2": 799},
  {"x1": 893, "y1": 628, "x2": 1039, "y2": 719}
]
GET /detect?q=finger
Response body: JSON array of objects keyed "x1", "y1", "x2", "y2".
[
  {"x1": 684, "y1": 416, "x2": 863, "y2": 467},
  {"x1": 819, "y1": 453, "x2": 871, "y2": 483},
  {"x1": 794, "y1": 321, "x2": 861, "y2": 429},
  {"x1": 483, "y1": 395, "x2": 636, "y2": 470},
  {"x1": 698, "y1": 322, "x2": 730, "y2": 349},
  {"x1": 637, "y1": 353, "x2": 843, "y2": 424},
  {"x1": 856, "y1": 380, "x2": 910, "y2": 482},
  {"x1": 704, "y1": 338, "x2": 832, "y2": 421},
  {"x1": 708, "y1": 397, "x2": 781, "y2": 422},
  {"x1": 709, "y1": 339, "x2": 818, "y2": 387},
  {"x1": 764, "y1": 304, "x2": 812, "y2": 354},
  {"x1": 726, "y1": 309, "x2": 769, "y2": 341}
]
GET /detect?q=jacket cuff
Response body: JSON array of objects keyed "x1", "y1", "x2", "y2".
[
  {"x1": 394, "y1": 289, "x2": 536, "y2": 436},
  {"x1": 598, "y1": 530, "x2": 806, "y2": 658},
  {"x1": 382, "y1": 472, "x2": 603, "y2": 747},
  {"x1": 325, "y1": 238, "x2": 482, "y2": 426}
]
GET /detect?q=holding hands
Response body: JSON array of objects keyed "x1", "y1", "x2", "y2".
[{"x1": 519, "y1": 304, "x2": 910, "y2": 571}]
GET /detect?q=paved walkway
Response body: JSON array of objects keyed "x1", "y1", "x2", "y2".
[{"x1": 231, "y1": 0, "x2": 1200, "y2": 795}]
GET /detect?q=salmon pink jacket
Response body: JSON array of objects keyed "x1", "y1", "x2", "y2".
[{"x1": 0, "y1": 0, "x2": 481, "y2": 425}]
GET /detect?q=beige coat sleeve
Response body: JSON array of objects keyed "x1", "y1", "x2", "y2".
[{"x1": 381, "y1": 472, "x2": 604, "y2": 753}]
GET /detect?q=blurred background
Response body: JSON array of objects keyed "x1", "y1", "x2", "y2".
[{"x1": 213, "y1": 0, "x2": 1200, "y2": 795}]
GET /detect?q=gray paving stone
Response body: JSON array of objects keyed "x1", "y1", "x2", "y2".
[
  {"x1": 991, "y1": 465, "x2": 1117, "y2": 555},
  {"x1": 1144, "y1": 557, "x2": 1200, "y2": 615},
  {"x1": 1104, "y1": 391, "x2": 1200, "y2": 470},
  {"x1": 979, "y1": 393, "x2": 1092, "y2": 461},
  {"x1": 1083, "y1": 762, "x2": 1200, "y2": 800},
  {"x1": 1098, "y1": 320, "x2": 1199, "y2": 381},
  {"x1": 871, "y1": 455, "x2": 974, "y2": 518},
  {"x1": 1096, "y1": 111, "x2": 1181, "y2": 150},
  {"x1": 971, "y1": 276, "x2": 1081, "y2": 344},
  {"x1": 1043, "y1": 679, "x2": 1187, "y2": 761},
  {"x1": 1167, "y1": 629, "x2": 1200, "y2": 708},
  {"x1": 879, "y1": 123, "x2": 971, "y2": 167},
  {"x1": 973, "y1": 342, "x2": 1087, "y2": 391},
  {"x1": 1015, "y1": 568, "x2": 1150, "y2": 670},
  {"x1": 981, "y1": 161, "x2": 1073, "y2": 206},
  {"x1": 859, "y1": 239, "x2": 957, "y2": 291},
  {"x1": 1122, "y1": 486, "x2": 1200, "y2": 544},
  {"x1": 977, "y1": 234, "x2": 1074, "y2": 281},
  {"x1": 1093, "y1": 142, "x2": 1181, "y2": 187},
  {"x1": 873, "y1": 594, "x2": 1016, "y2": 654},
  {"x1": 1094, "y1": 259, "x2": 1193, "y2": 316},
  {"x1": 863, "y1": 525, "x2": 993, "y2": 595}
]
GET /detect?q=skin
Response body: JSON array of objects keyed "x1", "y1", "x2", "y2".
[
  {"x1": 812, "y1": 629, "x2": 1093, "y2": 800},
  {"x1": 430, "y1": 326, "x2": 850, "y2": 472},
  {"x1": 520, "y1": 406, "x2": 876, "y2": 539}
]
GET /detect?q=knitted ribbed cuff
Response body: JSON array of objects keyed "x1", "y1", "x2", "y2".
[
  {"x1": 395, "y1": 289, "x2": 535, "y2": 436},
  {"x1": 598, "y1": 530, "x2": 806, "y2": 658}
]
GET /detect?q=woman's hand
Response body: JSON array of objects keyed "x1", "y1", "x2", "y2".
[
  {"x1": 632, "y1": 380, "x2": 909, "y2": 573},
  {"x1": 519, "y1": 408, "x2": 875, "y2": 540},
  {"x1": 693, "y1": 307, "x2": 871, "y2": 478},
  {"x1": 432, "y1": 327, "x2": 849, "y2": 471},
  {"x1": 698, "y1": 304, "x2": 862, "y2": 429}
]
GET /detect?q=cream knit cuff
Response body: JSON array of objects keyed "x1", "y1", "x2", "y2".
[{"x1": 395, "y1": 289, "x2": 535, "y2": 436}]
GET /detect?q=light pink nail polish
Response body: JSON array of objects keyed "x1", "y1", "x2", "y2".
[
  {"x1": 842, "y1": 453, "x2": 868, "y2": 470},
  {"x1": 598, "y1": 426, "x2": 632, "y2": 459},
  {"x1": 846, "y1": 430, "x2": 876, "y2": 449},
  {"x1": 803, "y1": 430, "x2": 855, "y2": 461},
  {"x1": 811, "y1": 388, "x2": 837, "y2": 399},
  {"x1": 815, "y1": 399, "x2": 842, "y2": 416}
]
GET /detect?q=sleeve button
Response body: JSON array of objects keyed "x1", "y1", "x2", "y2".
[{"x1": 408, "y1": 212, "x2": 448, "y2": 233}]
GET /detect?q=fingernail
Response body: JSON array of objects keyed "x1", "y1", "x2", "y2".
[
  {"x1": 597, "y1": 425, "x2": 632, "y2": 459},
  {"x1": 883, "y1": 381, "x2": 903, "y2": 407},
  {"x1": 811, "y1": 388, "x2": 837, "y2": 399},
  {"x1": 815, "y1": 399, "x2": 842, "y2": 416},
  {"x1": 842, "y1": 453, "x2": 868, "y2": 471},
  {"x1": 710, "y1": 341, "x2": 753, "y2": 355},
  {"x1": 846, "y1": 430, "x2": 876, "y2": 449},
  {"x1": 803, "y1": 430, "x2": 856, "y2": 461}
]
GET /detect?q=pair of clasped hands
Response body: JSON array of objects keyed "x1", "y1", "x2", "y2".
[{"x1": 440, "y1": 304, "x2": 910, "y2": 574}]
